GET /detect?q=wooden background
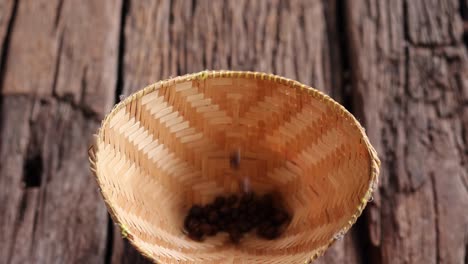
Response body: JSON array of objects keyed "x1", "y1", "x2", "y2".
[{"x1": 1, "y1": 0, "x2": 467, "y2": 263}]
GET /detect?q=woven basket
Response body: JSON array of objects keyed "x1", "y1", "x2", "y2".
[{"x1": 89, "y1": 70, "x2": 380, "y2": 264}]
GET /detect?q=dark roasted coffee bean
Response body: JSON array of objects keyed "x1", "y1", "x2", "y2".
[
  {"x1": 241, "y1": 192, "x2": 255, "y2": 205},
  {"x1": 247, "y1": 204, "x2": 257, "y2": 215},
  {"x1": 207, "y1": 225, "x2": 218, "y2": 236},
  {"x1": 185, "y1": 191, "x2": 291, "y2": 242},
  {"x1": 214, "y1": 196, "x2": 226, "y2": 208},
  {"x1": 229, "y1": 229, "x2": 242, "y2": 243},
  {"x1": 238, "y1": 212, "x2": 247, "y2": 222},
  {"x1": 259, "y1": 193, "x2": 274, "y2": 210},
  {"x1": 239, "y1": 202, "x2": 248, "y2": 214},
  {"x1": 273, "y1": 209, "x2": 289, "y2": 225},
  {"x1": 257, "y1": 224, "x2": 279, "y2": 240},
  {"x1": 189, "y1": 205, "x2": 203, "y2": 217},
  {"x1": 218, "y1": 219, "x2": 228, "y2": 231},
  {"x1": 200, "y1": 224, "x2": 212, "y2": 235},
  {"x1": 199, "y1": 216, "x2": 208, "y2": 224},
  {"x1": 230, "y1": 208, "x2": 240, "y2": 220},
  {"x1": 252, "y1": 215, "x2": 261, "y2": 225},
  {"x1": 184, "y1": 216, "x2": 200, "y2": 231},
  {"x1": 227, "y1": 194, "x2": 238, "y2": 206},
  {"x1": 239, "y1": 221, "x2": 253, "y2": 233},
  {"x1": 208, "y1": 211, "x2": 219, "y2": 224},
  {"x1": 188, "y1": 229, "x2": 204, "y2": 241},
  {"x1": 219, "y1": 205, "x2": 230, "y2": 216}
]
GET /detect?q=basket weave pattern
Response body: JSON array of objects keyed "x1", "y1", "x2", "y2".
[{"x1": 89, "y1": 71, "x2": 380, "y2": 264}]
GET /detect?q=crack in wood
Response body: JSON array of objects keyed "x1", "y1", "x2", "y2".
[
  {"x1": 0, "y1": 0, "x2": 18, "y2": 91},
  {"x1": 104, "y1": 216, "x2": 114, "y2": 264},
  {"x1": 430, "y1": 174, "x2": 441, "y2": 263},
  {"x1": 465, "y1": 244, "x2": 468, "y2": 264},
  {"x1": 334, "y1": 0, "x2": 376, "y2": 263},
  {"x1": 54, "y1": 0, "x2": 64, "y2": 30},
  {"x1": 22, "y1": 153, "x2": 43, "y2": 188},
  {"x1": 78, "y1": 65, "x2": 89, "y2": 111},
  {"x1": 105, "y1": 1, "x2": 129, "y2": 262},
  {"x1": 7, "y1": 191, "x2": 28, "y2": 264},
  {"x1": 51, "y1": 32, "x2": 65, "y2": 99},
  {"x1": 461, "y1": 0, "x2": 468, "y2": 48},
  {"x1": 0, "y1": 0, "x2": 457, "y2": 263},
  {"x1": 114, "y1": 0, "x2": 128, "y2": 103},
  {"x1": 271, "y1": 0, "x2": 282, "y2": 74}
]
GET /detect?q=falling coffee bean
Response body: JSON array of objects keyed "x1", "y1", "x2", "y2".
[{"x1": 229, "y1": 150, "x2": 241, "y2": 169}]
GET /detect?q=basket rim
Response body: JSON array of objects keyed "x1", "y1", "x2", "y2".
[{"x1": 88, "y1": 70, "x2": 381, "y2": 264}]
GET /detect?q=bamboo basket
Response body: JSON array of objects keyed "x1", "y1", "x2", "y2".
[{"x1": 89, "y1": 70, "x2": 380, "y2": 264}]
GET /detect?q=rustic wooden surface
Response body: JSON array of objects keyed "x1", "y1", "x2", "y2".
[{"x1": 0, "y1": 0, "x2": 466, "y2": 263}]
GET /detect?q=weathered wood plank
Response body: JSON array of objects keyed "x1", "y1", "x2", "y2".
[
  {"x1": 114, "y1": 0, "x2": 360, "y2": 263},
  {"x1": 346, "y1": 0, "x2": 468, "y2": 263},
  {"x1": 121, "y1": 0, "x2": 334, "y2": 96},
  {"x1": 0, "y1": 0, "x2": 15, "y2": 70},
  {"x1": 52, "y1": 0, "x2": 122, "y2": 115},
  {"x1": 2, "y1": 0, "x2": 466, "y2": 263},
  {"x1": 407, "y1": 0, "x2": 463, "y2": 45},
  {"x1": 2, "y1": 0, "x2": 60, "y2": 96},
  {"x1": 1, "y1": 0, "x2": 121, "y2": 118},
  {"x1": 0, "y1": 96, "x2": 35, "y2": 263},
  {"x1": 0, "y1": 0, "x2": 121, "y2": 263}
]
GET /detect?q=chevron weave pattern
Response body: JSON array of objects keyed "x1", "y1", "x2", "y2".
[{"x1": 89, "y1": 71, "x2": 380, "y2": 264}]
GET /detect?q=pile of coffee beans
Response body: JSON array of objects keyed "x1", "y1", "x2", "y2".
[{"x1": 184, "y1": 192, "x2": 291, "y2": 243}]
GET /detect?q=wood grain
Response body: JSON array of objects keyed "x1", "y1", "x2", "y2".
[
  {"x1": 0, "y1": 0, "x2": 121, "y2": 263},
  {"x1": 0, "y1": 0, "x2": 467, "y2": 263},
  {"x1": 346, "y1": 0, "x2": 468, "y2": 263},
  {"x1": 114, "y1": 0, "x2": 360, "y2": 263}
]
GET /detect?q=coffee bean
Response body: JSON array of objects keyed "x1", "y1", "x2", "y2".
[
  {"x1": 219, "y1": 205, "x2": 230, "y2": 216},
  {"x1": 241, "y1": 192, "x2": 255, "y2": 205},
  {"x1": 218, "y1": 219, "x2": 228, "y2": 231},
  {"x1": 247, "y1": 203, "x2": 257, "y2": 215},
  {"x1": 251, "y1": 215, "x2": 261, "y2": 225},
  {"x1": 207, "y1": 225, "x2": 218, "y2": 236},
  {"x1": 188, "y1": 229, "x2": 204, "y2": 241},
  {"x1": 189, "y1": 205, "x2": 203, "y2": 217},
  {"x1": 229, "y1": 229, "x2": 242, "y2": 243},
  {"x1": 184, "y1": 216, "x2": 200, "y2": 231},
  {"x1": 273, "y1": 209, "x2": 289, "y2": 225},
  {"x1": 261, "y1": 193, "x2": 274, "y2": 205},
  {"x1": 239, "y1": 202, "x2": 248, "y2": 214},
  {"x1": 257, "y1": 224, "x2": 279, "y2": 240},
  {"x1": 227, "y1": 194, "x2": 238, "y2": 206},
  {"x1": 214, "y1": 196, "x2": 226, "y2": 208},
  {"x1": 230, "y1": 208, "x2": 240, "y2": 220},
  {"x1": 200, "y1": 224, "x2": 212, "y2": 235},
  {"x1": 208, "y1": 211, "x2": 219, "y2": 224},
  {"x1": 239, "y1": 221, "x2": 252, "y2": 233}
]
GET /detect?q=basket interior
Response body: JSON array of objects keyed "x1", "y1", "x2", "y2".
[{"x1": 93, "y1": 73, "x2": 373, "y2": 263}]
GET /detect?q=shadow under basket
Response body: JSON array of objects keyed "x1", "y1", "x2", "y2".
[{"x1": 89, "y1": 71, "x2": 380, "y2": 264}]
